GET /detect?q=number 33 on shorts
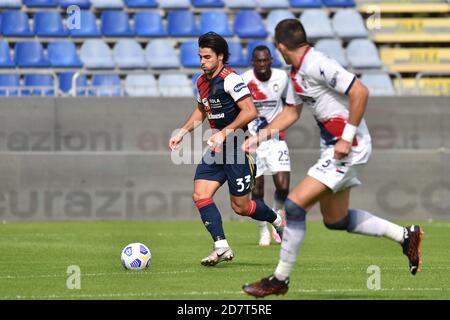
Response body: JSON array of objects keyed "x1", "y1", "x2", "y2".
[{"x1": 236, "y1": 175, "x2": 252, "y2": 192}]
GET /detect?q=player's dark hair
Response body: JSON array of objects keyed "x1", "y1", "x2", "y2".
[
  {"x1": 274, "y1": 19, "x2": 309, "y2": 50},
  {"x1": 252, "y1": 45, "x2": 272, "y2": 60},
  {"x1": 198, "y1": 32, "x2": 230, "y2": 64}
]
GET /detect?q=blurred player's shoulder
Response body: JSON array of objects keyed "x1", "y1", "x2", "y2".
[
  {"x1": 271, "y1": 68, "x2": 289, "y2": 82},
  {"x1": 218, "y1": 66, "x2": 237, "y2": 79},
  {"x1": 241, "y1": 69, "x2": 253, "y2": 82}
]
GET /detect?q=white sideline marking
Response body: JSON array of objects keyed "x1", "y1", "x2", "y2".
[{"x1": 2, "y1": 287, "x2": 450, "y2": 300}]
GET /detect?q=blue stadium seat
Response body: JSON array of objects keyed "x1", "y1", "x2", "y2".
[
  {"x1": 91, "y1": 0, "x2": 124, "y2": 8},
  {"x1": 346, "y1": 39, "x2": 382, "y2": 69},
  {"x1": 24, "y1": 0, "x2": 57, "y2": 7},
  {"x1": 256, "y1": 0, "x2": 289, "y2": 9},
  {"x1": 69, "y1": 10, "x2": 101, "y2": 37},
  {"x1": 191, "y1": 0, "x2": 224, "y2": 7},
  {"x1": 58, "y1": 0, "x2": 91, "y2": 8},
  {"x1": 145, "y1": 40, "x2": 180, "y2": 69},
  {"x1": 90, "y1": 74, "x2": 122, "y2": 96},
  {"x1": 48, "y1": 41, "x2": 82, "y2": 68},
  {"x1": 289, "y1": 0, "x2": 322, "y2": 7},
  {"x1": 227, "y1": 41, "x2": 247, "y2": 67},
  {"x1": 125, "y1": 0, "x2": 158, "y2": 7},
  {"x1": 200, "y1": 11, "x2": 233, "y2": 37},
  {"x1": 332, "y1": 9, "x2": 368, "y2": 39},
  {"x1": 125, "y1": 74, "x2": 159, "y2": 97},
  {"x1": 113, "y1": 39, "x2": 147, "y2": 69},
  {"x1": 159, "y1": 0, "x2": 190, "y2": 9},
  {"x1": 14, "y1": 41, "x2": 49, "y2": 67},
  {"x1": 0, "y1": 0, "x2": 22, "y2": 8},
  {"x1": 2, "y1": 11, "x2": 33, "y2": 37},
  {"x1": 23, "y1": 74, "x2": 55, "y2": 96},
  {"x1": 0, "y1": 74, "x2": 20, "y2": 96},
  {"x1": 134, "y1": 11, "x2": 167, "y2": 37},
  {"x1": 300, "y1": 9, "x2": 334, "y2": 39},
  {"x1": 315, "y1": 38, "x2": 348, "y2": 67},
  {"x1": 266, "y1": 10, "x2": 295, "y2": 37},
  {"x1": 191, "y1": 72, "x2": 202, "y2": 96},
  {"x1": 159, "y1": 73, "x2": 192, "y2": 97},
  {"x1": 34, "y1": 11, "x2": 68, "y2": 37},
  {"x1": 322, "y1": 0, "x2": 355, "y2": 7},
  {"x1": 233, "y1": 10, "x2": 267, "y2": 38},
  {"x1": 167, "y1": 10, "x2": 199, "y2": 37},
  {"x1": 180, "y1": 41, "x2": 199, "y2": 68},
  {"x1": 360, "y1": 72, "x2": 396, "y2": 96},
  {"x1": 247, "y1": 41, "x2": 282, "y2": 67},
  {"x1": 59, "y1": 72, "x2": 88, "y2": 96},
  {"x1": 0, "y1": 40, "x2": 14, "y2": 68},
  {"x1": 101, "y1": 11, "x2": 133, "y2": 37},
  {"x1": 223, "y1": 0, "x2": 256, "y2": 8},
  {"x1": 80, "y1": 40, "x2": 115, "y2": 69}
]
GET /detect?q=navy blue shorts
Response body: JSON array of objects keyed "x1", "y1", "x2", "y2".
[{"x1": 194, "y1": 149, "x2": 256, "y2": 197}]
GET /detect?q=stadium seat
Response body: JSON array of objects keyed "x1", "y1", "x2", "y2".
[
  {"x1": 113, "y1": 39, "x2": 147, "y2": 69},
  {"x1": 300, "y1": 9, "x2": 334, "y2": 39},
  {"x1": 246, "y1": 41, "x2": 282, "y2": 67},
  {"x1": 380, "y1": 48, "x2": 450, "y2": 73},
  {"x1": 48, "y1": 41, "x2": 82, "y2": 68},
  {"x1": 145, "y1": 40, "x2": 180, "y2": 69},
  {"x1": 200, "y1": 11, "x2": 233, "y2": 37},
  {"x1": 227, "y1": 41, "x2": 247, "y2": 67},
  {"x1": 167, "y1": 10, "x2": 199, "y2": 37},
  {"x1": 233, "y1": 10, "x2": 268, "y2": 38},
  {"x1": 289, "y1": 0, "x2": 321, "y2": 8},
  {"x1": 0, "y1": 40, "x2": 14, "y2": 68},
  {"x1": 346, "y1": 39, "x2": 382, "y2": 69},
  {"x1": 266, "y1": 10, "x2": 295, "y2": 37},
  {"x1": 69, "y1": 10, "x2": 101, "y2": 37},
  {"x1": 332, "y1": 9, "x2": 368, "y2": 39},
  {"x1": 24, "y1": 0, "x2": 57, "y2": 7},
  {"x1": 192, "y1": 0, "x2": 224, "y2": 7},
  {"x1": 80, "y1": 40, "x2": 115, "y2": 69},
  {"x1": 159, "y1": 0, "x2": 190, "y2": 9},
  {"x1": 315, "y1": 38, "x2": 348, "y2": 67},
  {"x1": 256, "y1": 0, "x2": 289, "y2": 9},
  {"x1": 134, "y1": 11, "x2": 167, "y2": 37},
  {"x1": 0, "y1": 74, "x2": 20, "y2": 96},
  {"x1": 0, "y1": 0, "x2": 22, "y2": 8},
  {"x1": 58, "y1": 0, "x2": 91, "y2": 8},
  {"x1": 90, "y1": 74, "x2": 122, "y2": 96},
  {"x1": 1, "y1": 11, "x2": 33, "y2": 37},
  {"x1": 91, "y1": 0, "x2": 124, "y2": 8},
  {"x1": 101, "y1": 11, "x2": 133, "y2": 37},
  {"x1": 180, "y1": 41, "x2": 199, "y2": 68},
  {"x1": 34, "y1": 11, "x2": 68, "y2": 37},
  {"x1": 360, "y1": 72, "x2": 396, "y2": 96},
  {"x1": 125, "y1": 0, "x2": 158, "y2": 7},
  {"x1": 14, "y1": 41, "x2": 49, "y2": 67},
  {"x1": 223, "y1": 0, "x2": 256, "y2": 8},
  {"x1": 322, "y1": 0, "x2": 355, "y2": 7},
  {"x1": 159, "y1": 73, "x2": 192, "y2": 97},
  {"x1": 125, "y1": 74, "x2": 159, "y2": 97},
  {"x1": 22, "y1": 74, "x2": 55, "y2": 96},
  {"x1": 58, "y1": 72, "x2": 88, "y2": 96}
]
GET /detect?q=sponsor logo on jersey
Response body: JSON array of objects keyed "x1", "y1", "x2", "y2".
[
  {"x1": 234, "y1": 83, "x2": 246, "y2": 93},
  {"x1": 207, "y1": 113, "x2": 225, "y2": 120},
  {"x1": 329, "y1": 71, "x2": 338, "y2": 88},
  {"x1": 209, "y1": 98, "x2": 223, "y2": 109}
]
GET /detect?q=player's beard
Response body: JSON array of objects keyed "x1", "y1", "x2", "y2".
[{"x1": 255, "y1": 69, "x2": 271, "y2": 82}]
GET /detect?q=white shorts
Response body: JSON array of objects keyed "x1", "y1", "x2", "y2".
[
  {"x1": 307, "y1": 144, "x2": 371, "y2": 193},
  {"x1": 255, "y1": 139, "x2": 291, "y2": 178}
]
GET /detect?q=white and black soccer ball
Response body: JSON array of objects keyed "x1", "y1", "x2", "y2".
[{"x1": 121, "y1": 243, "x2": 152, "y2": 270}]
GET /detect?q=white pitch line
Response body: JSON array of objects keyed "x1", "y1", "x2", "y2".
[{"x1": 2, "y1": 287, "x2": 450, "y2": 300}]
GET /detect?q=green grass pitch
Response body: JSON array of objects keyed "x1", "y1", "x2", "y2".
[{"x1": 0, "y1": 220, "x2": 448, "y2": 300}]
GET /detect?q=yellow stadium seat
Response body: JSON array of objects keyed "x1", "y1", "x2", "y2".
[
  {"x1": 394, "y1": 77, "x2": 450, "y2": 96},
  {"x1": 359, "y1": 3, "x2": 450, "y2": 14},
  {"x1": 380, "y1": 48, "x2": 450, "y2": 73}
]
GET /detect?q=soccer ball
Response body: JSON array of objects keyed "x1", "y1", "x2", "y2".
[{"x1": 121, "y1": 242, "x2": 152, "y2": 270}]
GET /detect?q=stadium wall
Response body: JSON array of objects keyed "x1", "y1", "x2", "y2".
[{"x1": 0, "y1": 97, "x2": 448, "y2": 221}]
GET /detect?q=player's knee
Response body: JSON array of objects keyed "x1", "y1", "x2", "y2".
[
  {"x1": 323, "y1": 214, "x2": 350, "y2": 231},
  {"x1": 285, "y1": 199, "x2": 306, "y2": 222},
  {"x1": 230, "y1": 201, "x2": 248, "y2": 216},
  {"x1": 192, "y1": 192, "x2": 204, "y2": 203}
]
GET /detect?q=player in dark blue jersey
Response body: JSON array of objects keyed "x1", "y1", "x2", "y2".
[{"x1": 169, "y1": 32, "x2": 284, "y2": 266}]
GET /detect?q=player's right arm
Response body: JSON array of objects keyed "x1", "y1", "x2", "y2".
[{"x1": 168, "y1": 103, "x2": 206, "y2": 151}]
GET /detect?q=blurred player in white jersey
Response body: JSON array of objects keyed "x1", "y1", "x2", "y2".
[
  {"x1": 242, "y1": 19, "x2": 423, "y2": 298},
  {"x1": 241, "y1": 46, "x2": 292, "y2": 246}
]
